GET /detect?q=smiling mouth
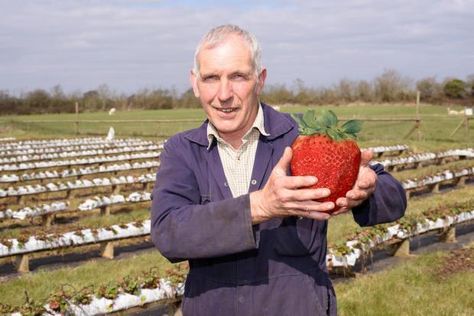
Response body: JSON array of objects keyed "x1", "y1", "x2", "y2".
[{"x1": 215, "y1": 107, "x2": 238, "y2": 113}]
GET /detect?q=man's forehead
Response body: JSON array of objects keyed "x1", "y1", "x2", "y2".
[{"x1": 198, "y1": 38, "x2": 253, "y2": 73}]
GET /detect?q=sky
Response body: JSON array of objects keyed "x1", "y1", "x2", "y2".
[{"x1": 0, "y1": 0, "x2": 473, "y2": 95}]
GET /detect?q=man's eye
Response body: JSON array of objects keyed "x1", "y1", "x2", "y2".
[
  {"x1": 202, "y1": 75, "x2": 219, "y2": 82},
  {"x1": 230, "y1": 73, "x2": 247, "y2": 81}
]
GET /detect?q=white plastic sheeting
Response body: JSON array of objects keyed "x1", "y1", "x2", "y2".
[
  {"x1": 326, "y1": 209, "x2": 474, "y2": 268},
  {"x1": 0, "y1": 220, "x2": 151, "y2": 258},
  {"x1": 402, "y1": 167, "x2": 474, "y2": 189},
  {"x1": 0, "y1": 174, "x2": 155, "y2": 197}
]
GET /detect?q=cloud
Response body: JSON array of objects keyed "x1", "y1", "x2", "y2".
[{"x1": 0, "y1": 0, "x2": 472, "y2": 94}]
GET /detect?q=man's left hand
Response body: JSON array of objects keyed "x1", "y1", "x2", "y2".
[{"x1": 333, "y1": 150, "x2": 377, "y2": 215}]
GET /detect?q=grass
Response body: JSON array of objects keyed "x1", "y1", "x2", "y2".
[
  {"x1": 1, "y1": 104, "x2": 472, "y2": 149},
  {"x1": 0, "y1": 250, "x2": 175, "y2": 307},
  {"x1": 335, "y1": 243, "x2": 474, "y2": 316}
]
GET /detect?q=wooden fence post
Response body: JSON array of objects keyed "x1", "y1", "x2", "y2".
[{"x1": 75, "y1": 102, "x2": 79, "y2": 135}]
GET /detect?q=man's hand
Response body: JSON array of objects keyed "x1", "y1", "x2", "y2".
[
  {"x1": 334, "y1": 150, "x2": 377, "y2": 215},
  {"x1": 250, "y1": 147, "x2": 335, "y2": 224}
]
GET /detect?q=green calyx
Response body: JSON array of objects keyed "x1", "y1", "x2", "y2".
[{"x1": 291, "y1": 109, "x2": 362, "y2": 140}]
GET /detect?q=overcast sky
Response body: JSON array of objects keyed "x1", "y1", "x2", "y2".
[{"x1": 1, "y1": 0, "x2": 473, "y2": 95}]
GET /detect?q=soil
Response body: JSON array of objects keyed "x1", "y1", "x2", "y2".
[{"x1": 436, "y1": 246, "x2": 474, "y2": 279}]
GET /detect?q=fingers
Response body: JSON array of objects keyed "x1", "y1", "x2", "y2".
[
  {"x1": 273, "y1": 147, "x2": 293, "y2": 177},
  {"x1": 360, "y1": 150, "x2": 373, "y2": 167},
  {"x1": 281, "y1": 175, "x2": 317, "y2": 190},
  {"x1": 280, "y1": 187, "x2": 330, "y2": 202},
  {"x1": 286, "y1": 200, "x2": 335, "y2": 213}
]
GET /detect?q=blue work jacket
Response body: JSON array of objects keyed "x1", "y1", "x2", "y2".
[{"x1": 151, "y1": 104, "x2": 407, "y2": 315}]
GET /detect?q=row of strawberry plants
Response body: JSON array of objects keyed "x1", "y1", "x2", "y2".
[
  {"x1": 0, "y1": 139, "x2": 159, "y2": 159},
  {"x1": 0, "y1": 144, "x2": 161, "y2": 164},
  {"x1": 402, "y1": 166, "x2": 474, "y2": 190},
  {"x1": 327, "y1": 200, "x2": 474, "y2": 268},
  {"x1": 0, "y1": 137, "x2": 154, "y2": 152},
  {"x1": 0, "y1": 191, "x2": 151, "y2": 221},
  {"x1": 0, "y1": 173, "x2": 155, "y2": 198},
  {"x1": 0, "y1": 160, "x2": 159, "y2": 184},
  {"x1": 366, "y1": 144, "x2": 408, "y2": 156},
  {"x1": 374, "y1": 148, "x2": 474, "y2": 170},
  {"x1": 0, "y1": 219, "x2": 151, "y2": 257},
  {"x1": 0, "y1": 151, "x2": 160, "y2": 172},
  {"x1": 1, "y1": 263, "x2": 187, "y2": 316}
]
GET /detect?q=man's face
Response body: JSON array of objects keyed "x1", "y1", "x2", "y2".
[{"x1": 191, "y1": 35, "x2": 266, "y2": 144}]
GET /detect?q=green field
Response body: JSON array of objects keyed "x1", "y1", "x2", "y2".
[
  {"x1": 1, "y1": 103, "x2": 472, "y2": 151},
  {"x1": 0, "y1": 103, "x2": 473, "y2": 314}
]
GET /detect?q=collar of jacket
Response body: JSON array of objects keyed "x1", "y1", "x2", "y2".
[{"x1": 184, "y1": 103, "x2": 295, "y2": 148}]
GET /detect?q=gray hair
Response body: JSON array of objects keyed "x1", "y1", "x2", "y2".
[{"x1": 193, "y1": 24, "x2": 262, "y2": 78}]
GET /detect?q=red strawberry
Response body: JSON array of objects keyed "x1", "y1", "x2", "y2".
[{"x1": 290, "y1": 109, "x2": 362, "y2": 213}]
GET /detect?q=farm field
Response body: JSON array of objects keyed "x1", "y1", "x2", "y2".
[
  {"x1": 0, "y1": 103, "x2": 472, "y2": 150},
  {"x1": 0, "y1": 103, "x2": 473, "y2": 315}
]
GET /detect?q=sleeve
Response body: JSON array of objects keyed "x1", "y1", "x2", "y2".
[
  {"x1": 351, "y1": 163, "x2": 407, "y2": 227},
  {"x1": 150, "y1": 137, "x2": 257, "y2": 262}
]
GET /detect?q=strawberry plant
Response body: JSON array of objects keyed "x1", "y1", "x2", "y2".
[
  {"x1": 140, "y1": 268, "x2": 162, "y2": 289},
  {"x1": 291, "y1": 109, "x2": 362, "y2": 213},
  {"x1": 96, "y1": 283, "x2": 119, "y2": 300},
  {"x1": 120, "y1": 276, "x2": 141, "y2": 295}
]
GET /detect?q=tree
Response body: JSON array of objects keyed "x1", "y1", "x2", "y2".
[
  {"x1": 416, "y1": 77, "x2": 442, "y2": 103},
  {"x1": 25, "y1": 89, "x2": 51, "y2": 114},
  {"x1": 355, "y1": 80, "x2": 374, "y2": 102},
  {"x1": 374, "y1": 69, "x2": 412, "y2": 102},
  {"x1": 443, "y1": 79, "x2": 466, "y2": 99}
]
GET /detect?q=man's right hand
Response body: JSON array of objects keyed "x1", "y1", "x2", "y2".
[{"x1": 249, "y1": 147, "x2": 335, "y2": 224}]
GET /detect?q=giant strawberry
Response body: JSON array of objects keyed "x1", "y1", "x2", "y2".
[{"x1": 290, "y1": 109, "x2": 362, "y2": 213}]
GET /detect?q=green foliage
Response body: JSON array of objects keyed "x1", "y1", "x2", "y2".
[
  {"x1": 292, "y1": 109, "x2": 361, "y2": 140},
  {"x1": 443, "y1": 78, "x2": 466, "y2": 98}
]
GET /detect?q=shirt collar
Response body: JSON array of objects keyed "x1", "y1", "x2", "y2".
[{"x1": 207, "y1": 103, "x2": 269, "y2": 150}]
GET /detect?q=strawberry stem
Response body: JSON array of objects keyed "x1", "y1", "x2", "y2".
[{"x1": 291, "y1": 109, "x2": 362, "y2": 140}]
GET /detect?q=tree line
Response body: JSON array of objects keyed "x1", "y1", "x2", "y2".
[{"x1": 1, "y1": 70, "x2": 473, "y2": 115}]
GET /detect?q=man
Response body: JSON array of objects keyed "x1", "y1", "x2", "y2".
[{"x1": 151, "y1": 24, "x2": 406, "y2": 315}]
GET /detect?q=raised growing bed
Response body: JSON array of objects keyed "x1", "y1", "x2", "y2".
[
  {"x1": 375, "y1": 148, "x2": 474, "y2": 171},
  {"x1": 0, "y1": 190, "x2": 151, "y2": 225},
  {"x1": 0, "y1": 218, "x2": 152, "y2": 272},
  {"x1": 327, "y1": 208, "x2": 474, "y2": 272},
  {"x1": 402, "y1": 166, "x2": 474, "y2": 199},
  {"x1": 0, "y1": 160, "x2": 159, "y2": 184},
  {"x1": 0, "y1": 151, "x2": 160, "y2": 173}
]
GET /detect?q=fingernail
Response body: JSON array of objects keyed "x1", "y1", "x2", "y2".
[
  {"x1": 326, "y1": 202, "x2": 335, "y2": 210},
  {"x1": 311, "y1": 176, "x2": 318, "y2": 184}
]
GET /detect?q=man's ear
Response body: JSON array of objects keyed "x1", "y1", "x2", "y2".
[
  {"x1": 256, "y1": 68, "x2": 267, "y2": 95},
  {"x1": 190, "y1": 70, "x2": 200, "y2": 98}
]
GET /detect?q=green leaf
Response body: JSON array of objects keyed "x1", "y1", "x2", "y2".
[
  {"x1": 320, "y1": 110, "x2": 338, "y2": 127},
  {"x1": 327, "y1": 128, "x2": 341, "y2": 140},
  {"x1": 341, "y1": 120, "x2": 362, "y2": 135},
  {"x1": 291, "y1": 113, "x2": 305, "y2": 127},
  {"x1": 302, "y1": 110, "x2": 320, "y2": 128}
]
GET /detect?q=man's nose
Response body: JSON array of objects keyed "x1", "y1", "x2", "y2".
[{"x1": 217, "y1": 79, "x2": 233, "y2": 102}]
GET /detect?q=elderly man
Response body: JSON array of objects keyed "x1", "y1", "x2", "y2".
[{"x1": 151, "y1": 24, "x2": 406, "y2": 315}]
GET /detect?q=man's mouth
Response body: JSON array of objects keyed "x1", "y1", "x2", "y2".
[{"x1": 216, "y1": 107, "x2": 237, "y2": 113}]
